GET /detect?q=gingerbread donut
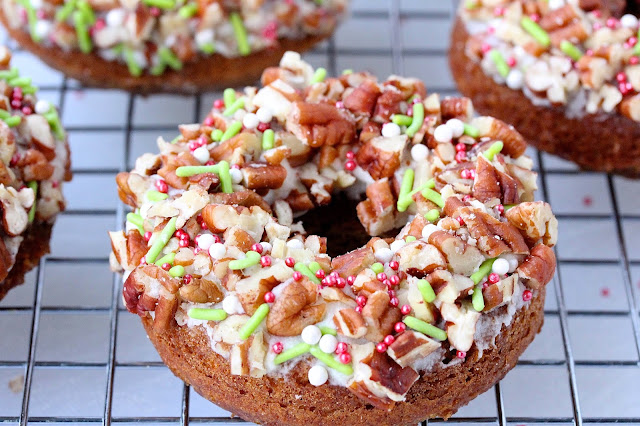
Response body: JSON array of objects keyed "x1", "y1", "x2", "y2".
[
  {"x1": 109, "y1": 52, "x2": 558, "y2": 425},
  {"x1": 0, "y1": 46, "x2": 71, "y2": 301},
  {"x1": 450, "y1": 0, "x2": 640, "y2": 176},
  {"x1": 0, "y1": 0, "x2": 346, "y2": 93}
]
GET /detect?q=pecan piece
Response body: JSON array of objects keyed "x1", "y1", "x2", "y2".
[
  {"x1": 209, "y1": 190, "x2": 272, "y2": 213},
  {"x1": 266, "y1": 277, "x2": 325, "y2": 336},
  {"x1": 441, "y1": 97, "x2": 474, "y2": 121},
  {"x1": 506, "y1": 201, "x2": 558, "y2": 247},
  {"x1": 230, "y1": 331, "x2": 267, "y2": 378},
  {"x1": 331, "y1": 246, "x2": 375, "y2": 277},
  {"x1": 356, "y1": 135, "x2": 406, "y2": 180},
  {"x1": 427, "y1": 269, "x2": 474, "y2": 304},
  {"x1": 0, "y1": 236, "x2": 11, "y2": 281},
  {"x1": 362, "y1": 290, "x2": 402, "y2": 342},
  {"x1": 428, "y1": 230, "x2": 485, "y2": 276},
  {"x1": 356, "y1": 178, "x2": 397, "y2": 236},
  {"x1": 285, "y1": 101, "x2": 356, "y2": 147},
  {"x1": 0, "y1": 120, "x2": 16, "y2": 165},
  {"x1": 483, "y1": 273, "x2": 517, "y2": 312},
  {"x1": 473, "y1": 156, "x2": 520, "y2": 204},
  {"x1": 0, "y1": 186, "x2": 31, "y2": 237},
  {"x1": 236, "y1": 263, "x2": 291, "y2": 314},
  {"x1": 23, "y1": 115, "x2": 55, "y2": 160},
  {"x1": 373, "y1": 87, "x2": 404, "y2": 122},
  {"x1": 343, "y1": 79, "x2": 381, "y2": 116},
  {"x1": 201, "y1": 204, "x2": 270, "y2": 241},
  {"x1": 387, "y1": 330, "x2": 440, "y2": 368},
  {"x1": 333, "y1": 308, "x2": 367, "y2": 338},
  {"x1": 458, "y1": 206, "x2": 530, "y2": 256},
  {"x1": 517, "y1": 244, "x2": 556, "y2": 289},
  {"x1": 395, "y1": 241, "x2": 447, "y2": 277},
  {"x1": 179, "y1": 277, "x2": 224, "y2": 303},
  {"x1": 440, "y1": 302, "x2": 480, "y2": 352},
  {"x1": 538, "y1": 5, "x2": 578, "y2": 32},
  {"x1": 122, "y1": 266, "x2": 179, "y2": 331},
  {"x1": 18, "y1": 149, "x2": 54, "y2": 181},
  {"x1": 109, "y1": 230, "x2": 147, "y2": 270},
  {"x1": 472, "y1": 116, "x2": 526, "y2": 158},
  {"x1": 241, "y1": 163, "x2": 287, "y2": 190}
]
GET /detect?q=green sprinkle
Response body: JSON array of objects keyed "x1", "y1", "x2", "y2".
[
  {"x1": 472, "y1": 282, "x2": 485, "y2": 311},
  {"x1": 521, "y1": 16, "x2": 550, "y2": 47},
  {"x1": 142, "y1": 0, "x2": 175, "y2": 9},
  {"x1": 170, "y1": 135, "x2": 180, "y2": 144},
  {"x1": 293, "y1": 263, "x2": 321, "y2": 285},
  {"x1": 223, "y1": 97, "x2": 245, "y2": 117},
  {"x1": 489, "y1": 49, "x2": 510, "y2": 78},
  {"x1": 154, "y1": 252, "x2": 175, "y2": 267},
  {"x1": 150, "y1": 62, "x2": 166, "y2": 76},
  {"x1": 403, "y1": 316, "x2": 447, "y2": 341},
  {"x1": 73, "y1": 11, "x2": 92, "y2": 53},
  {"x1": 308, "y1": 261, "x2": 321, "y2": 274},
  {"x1": 274, "y1": 342, "x2": 311, "y2": 364},
  {"x1": 504, "y1": 204, "x2": 516, "y2": 211},
  {"x1": 309, "y1": 346, "x2": 353, "y2": 375},
  {"x1": 262, "y1": 129, "x2": 275, "y2": 150},
  {"x1": 311, "y1": 67, "x2": 327, "y2": 84},
  {"x1": 146, "y1": 190, "x2": 168, "y2": 202},
  {"x1": 188, "y1": 308, "x2": 227, "y2": 322},
  {"x1": 405, "y1": 236, "x2": 417, "y2": 243},
  {"x1": 463, "y1": 123, "x2": 480, "y2": 138},
  {"x1": 238, "y1": 303, "x2": 269, "y2": 340},
  {"x1": 417, "y1": 279, "x2": 436, "y2": 303},
  {"x1": 145, "y1": 217, "x2": 177, "y2": 263},
  {"x1": 319, "y1": 325, "x2": 337, "y2": 336},
  {"x1": 470, "y1": 258, "x2": 496, "y2": 285},
  {"x1": 16, "y1": 0, "x2": 40, "y2": 42},
  {"x1": 465, "y1": 0, "x2": 478, "y2": 9},
  {"x1": 158, "y1": 47, "x2": 183, "y2": 70},
  {"x1": 27, "y1": 181, "x2": 37, "y2": 223},
  {"x1": 22, "y1": 85, "x2": 38, "y2": 95},
  {"x1": 211, "y1": 129, "x2": 224, "y2": 142},
  {"x1": 392, "y1": 114, "x2": 413, "y2": 126},
  {"x1": 216, "y1": 160, "x2": 233, "y2": 193},
  {"x1": 56, "y1": 0, "x2": 78, "y2": 22},
  {"x1": 221, "y1": 121, "x2": 243, "y2": 141},
  {"x1": 230, "y1": 12, "x2": 250, "y2": 56},
  {"x1": 483, "y1": 141, "x2": 504, "y2": 161},
  {"x1": 126, "y1": 212, "x2": 144, "y2": 234},
  {"x1": 223, "y1": 88, "x2": 236, "y2": 108},
  {"x1": 0, "y1": 67, "x2": 18, "y2": 81},
  {"x1": 229, "y1": 250, "x2": 261, "y2": 270},
  {"x1": 175, "y1": 161, "x2": 232, "y2": 193},
  {"x1": 77, "y1": 0, "x2": 96, "y2": 25},
  {"x1": 422, "y1": 188, "x2": 444, "y2": 208},
  {"x1": 371, "y1": 262, "x2": 384, "y2": 274},
  {"x1": 406, "y1": 103, "x2": 424, "y2": 138},
  {"x1": 8, "y1": 76, "x2": 31, "y2": 88},
  {"x1": 123, "y1": 46, "x2": 142, "y2": 77},
  {"x1": 342, "y1": 69, "x2": 353, "y2": 75},
  {"x1": 560, "y1": 40, "x2": 582, "y2": 61},
  {"x1": 425, "y1": 209, "x2": 440, "y2": 223},
  {"x1": 4, "y1": 116, "x2": 21, "y2": 127},
  {"x1": 178, "y1": 2, "x2": 198, "y2": 18},
  {"x1": 169, "y1": 265, "x2": 185, "y2": 277},
  {"x1": 397, "y1": 168, "x2": 415, "y2": 212},
  {"x1": 43, "y1": 109, "x2": 64, "y2": 139},
  {"x1": 199, "y1": 42, "x2": 215, "y2": 54}
]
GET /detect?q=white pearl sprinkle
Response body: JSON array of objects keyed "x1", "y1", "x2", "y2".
[
  {"x1": 375, "y1": 247, "x2": 393, "y2": 264},
  {"x1": 34, "y1": 20, "x2": 52, "y2": 40},
  {"x1": 197, "y1": 234, "x2": 215, "y2": 250},
  {"x1": 410, "y1": 144, "x2": 428, "y2": 162},
  {"x1": 446, "y1": 119, "x2": 465, "y2": 138},
  {"x1": 192, "y1": 146, "x2": 210, "y2": 164},
  {"x1": 233, "y1": 109, "x2": 246, "y2": 122},
  {"x1": 547, "y1": 0, "x2": 565, "y2": 10},
  {"x1": 222, "y1": 294, "x2": 243, "y2": 315},
  {"x1": 229, "y1": 167, "x2": 243, "y2": 184},
  {"x1": 308, "y1": 365, "x2": 328, "y2": 387},
  {"x1": 242, "y1": 112, "x2": 260, "y2": 130},
  {"x1": 506, "y1": 69, "x2": 524, "y2": 90},
  {"x1": 381, "y1": 122, "x2": 402, "y2": 138},
  {"x1": 260, "y1": 242, "x2": 272, "y2": 253},
  {"x1": 389, "y1": 239, "x2": 406, "y2": 253},
  {"x1": 492, "y1": 258, "x2": 510, "y2": 276},
  {"x1": 499, "y1": 253, "x2": 519, "y2": 273},
  {"x1": 106, "y1": 8, "x2": 126, "y2": 27},
  {"x1": 301, "y1": 325, "x2": 322, "y2": 345},
  {"x1": 31, "y1": 0, "x2": 43, "y2": 8},
  {"x1": 34, "y1": 99, "x2": 51, "y2": 115},
  {"x1": 195, "y1": 29, "x2": 215, "y2": 47},
  {"x1": 208, "y1": 243, "x2": 226, "y2": 260},
  {"x1": 318, "y1": 334, "x2": 338, "y2": 354},
  {"x1": 433, "y1": 125, "x2": 453, "y2": 143},
  {"x1": 256, "y1": 107, "x2": 273, "y2": 123},
  {"x1": 286, "y1": 239, "x2": 304, "y2": 250},
  {"x1": 421, "y1": 224, "x2": 439, "y2": 240},
  {"x1": 621, "y1": 14, "x2": 639, "y2": 29}
]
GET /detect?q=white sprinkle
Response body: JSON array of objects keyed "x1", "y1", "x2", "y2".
[
  {"x1": 621, "y1": 14, "x2": 639, "y2": 29},
  {"x1": 208, "y1": 243, "x2": 226, "y2": 260},
  {"x1": 389, "y1": 239, "x2": 406, "y2": 253},
  {"x1": 34, "y1": 99, "x2": 51, "y2": 115},
  {"x1": 492, "y1": 258, "x2": 510, "y2": 276},
  {"x1": 233, "y1": 109, "x2": 246, "y2": 122},
  {"x1": 256, "y1": 107, "x2": 273, "y2": 123},
  {"x1": 197, "y1": 234, "x2": 215, "y2": 250},
  {"x1": 260, "y1": 242, "x2": 272, "y2": 253},
  {"x1": 446, "y1": 119, "x2": 465, "y2": 138},
  {"x1": 30, "y1": 0, "x2": 43, "y2": 8},
  {"x1": 222, "y1": 293, "x2": 244, "y2": 315},
  {"x1": 318, "y1": 334, "x2": 338, "y2": 354},
  {"x1": 133, "y1": 50, "x2": 147, "y2": 67},
  {"x1": 547, "y1": 0, "x2": 565, "y2": 10},
  {"x1": 106, "y1": 8, "x2": 126, "y2": 27},
  {"x1": 421, "y1": 224, "x2": 439, "y2": 240},
  {"x1": 506, "y1": 69, "x2": 524, "y2": 90},
  {"x1": 301, "y1": 325, "x2": 322, "y2": 345},
  {"x1": 308, "y1": 365, "x2": 328, "y2": 387},
  {"x1": 499, "y1": 253, "x2": 519, "y2": 273},
  {"x1": 195, "y1": 29, "x2": 215, "y2": 47},
  {"x1": 229, "y1": 167, "x2": 243, "y2": 184},
  {"x1": 410, "y1": 144, "x2": 428, "y2": 162},
  {"x1": 242, "y1": 112, "x2": 260, "y2": 130},
  {"x1": 433, "y1": 124, "x2": 453, "y2": 143},
  {"x1": 192, "y1": 146, "x2": 210, "y2": 164},
  {"x1": 375, "y1": 247, "x2": 393, "y2": 264},
  {"x1": 34, "y1": 21, "x2": 52, "y2": 40},
  {"x1": 286, "y1": 239, "x2": 304, "y2": 250},
  {"x1": 381, "y1": 122, "x2": 401, "y2": 138}
]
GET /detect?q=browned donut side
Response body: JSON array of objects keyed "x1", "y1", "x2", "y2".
[
  {"x1": 142, "y1": 287, "x2": 545, "y2": 426},
  {"x1": 449, "y1": 17, "x2": 640, "y2": 177},
  {"x1": 0, "y1": 11, "x2": 327, "y2": 94},
  {"x1": 0, "y1": 221, "x2": 52, "y2": 301}
]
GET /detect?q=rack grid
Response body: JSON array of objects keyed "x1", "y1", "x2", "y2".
[{"x1": 1, "y1": 0, "x2": 639, "y2": 425}]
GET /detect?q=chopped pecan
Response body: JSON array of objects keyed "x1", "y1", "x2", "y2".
[
  {"x1": 472, "y1": 116, "x2": 526, "y2": 158},
  {"x1": 440, "y1": 302, "x2": 480, "y2": 352},
  {"x1": 506, "y1": 201, "x2": 558, "y2": 247},
  {"x1": 356, "y1": 135, "x2": 406, "y2": 180},
  {"x1": 201, "y1": 204, "x2": 270, "y2": 241},
  {"x1": 517, "y1": 244, "x2": 556, "y2": 289},
  {"x1": 333, "y1": 308, "x2": 368, "y2": 338},
  {"x1": 317, "y1": 145, "x2": 338, "y2": 169},
  {"x1": 122, "y1": 266, "x2": 179, "y2": 331},
  {"x1": 395, "y1": 241, "x2": 447, "y2": 277},
  {"x1": 427, "y1": 269, "x2": 474, "y2": 304},
  {"x1": 158, "y1": 151, "x2": 199, "y2": 190},
  {"x1": 550, "y1": 22, "x2": 589, "y2": 48},
  {"x1": 356, "y1": 178, "x2": 397, "y2": 236},
  {"x1": 343, "y1": 79, "x2": 381, "y2": 116},
  {"x1": 230, "y1": 331, "x2": 267, "y2": 378},
  {"x1": 458, "y1": 206, "x2": 530, "y2": 256},
  {"x1": 359, "y1": 120, "x2": 382, "y2": 144},
  {"x1": 386, "y1": 76, "x2": 426, "y2": 100},
  {"x1": 210, "y1": 133, "x2": 261, "y2": 165},
  {"x1": 483, "y1": 273, "x2": 517, "y2": 312},
  {"x1": 441, "y1": 97, "x2": 474, "y2": 121},
  {"x1": 179, "y1": 277, "x2": 224, "y2": 303},
  {"x1": 332, "y1": 246, "x2": 375, "y2": 277},
  {"x1": 285, "y1": 189, "x2": 315, "y2": 211},
  {"x1": 0, "y1": 236, "x2": 11, "y2": 281},
  {"x1": 428, "y1": 230, "x2": 485, "y2": 276},
  {"x1": 110, "y1": 230, "x2": 147, "y2": 270},
  {"x1": 0, "y1": 120, "x2": 15, "y2": 165},
  {"x1": 241, "y1": 163, "x2": 287, "y2": 190},
  {"x1": 266, "y1": 277, "x2": 325, "y2": 336},
  {"x1": 236, "y1": 263, "x2": 292, "y2": 314},
  {"x1": 362, "y1": 290, "x2": 402, "y2": 342},
  {"x1": 619, "y1": 94, "x2": 640, "y2": 121},
  {"x1": 0, "y1": 186, "x2": 31, "y2": 237},
  {"x1": 387, "y1": 330, "x2": 440, "y2": 368},
  {"x1": 17, "y1": 149, "x2": 54, "y2": 181},
  {"x1": 224, "y1": 226, "x2": 255, "y2": 252},
  {"x1": 23, "y1": 115, "x2": 55, "y2": 160},
  {"x1": 209, "y1": 190, "x2": 272, "y2": 213},
  {"x1": 263, "y1": 145, "x2": 291, "y2": 166},
  {"x1": 539, "y1": 5, "x2": 578, "y2": 32},
  {"x1": 188, "y1": 172, "x2": 220, "y2": 193},
  {"x1": 473, "y1": 156, "x2": 520, "y2": 204},
  {"x1": 373, "y1": 87, "x2": 404, "y2": 122},
  {"x1": 579, "y1": 0, "x2": 625, "y2": 17},
  {"x1": 285, "y1": 101, "x2": 356, "y2": 147}
]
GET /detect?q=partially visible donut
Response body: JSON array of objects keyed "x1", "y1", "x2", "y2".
[
  {"x1": 0, "y1": 0, "x2": 347, "y2": 93},
  {"x1": 109, "y1": 52, "x2": 558, "y2": 425},
  {"x1": 0, "y1": 46, "x2": 71, "y2": 300},
  {"x1": 449, "y1": 0, "x2": 640, "y2": 176}
]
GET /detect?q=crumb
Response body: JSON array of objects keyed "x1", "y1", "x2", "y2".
[{"x1": 8, "y1": 374, "x2": 24, "y2": 394}]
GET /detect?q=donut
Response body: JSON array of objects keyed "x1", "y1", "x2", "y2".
[
  {"x1": 109, "y1": 51, "x2": 559, "y2": 425},
  {"x1": 0, "y1": 0, "x2": 347, "y2": 94},
  {"x1": 0, "y1": 46, "x2": 71, "y2": 301},
  {"x1": 449, "y1": 0, "x2": 640, "y2": 176}
]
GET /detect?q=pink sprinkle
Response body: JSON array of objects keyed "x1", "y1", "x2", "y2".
[
  {"x1": 507, "y1": 57, "x2": 517, "y2": 67},
  {"x1": 600, "y1": 287, "x2": 610, "y2": 297},
  {"x1": 36, "y1": 10, "x2": 46, "y2": 19},
  {"x1": 203, "y1": 116, "x2": 214, "y2": 126},
  {"x1": 344, "y1": 159, "x2": 356, "y2": 171},
  {"x1": 481, "y1": 43, "x2": 492, "y2": 54},
  {"x1": 272, "y1": 342, "x2": 283, "y2": 354},
  {"x1": 631, "y1": 56, "x2": 640, "y2": 65},
  {"x1": 52, "y1": 180, "x2": 59, "y2": 188},
  {"x1": 617, "y1": 72, "x2": 627, "y2": 82},
  {"x1": 292, "y1": 271, "x2": 303, "y2": 281},
  {"x1": 593, "y1": 22, "x2": 603, "y2": 31},
  {"x1": 335, "y1": 101, "x2": 344, "y2": 109},
  {"x1": 213, "y1": 99, "x2": 224, "y2": 109},
  {"x1": 530, "y1": 14, "x2": 540, "y2": 23},
  {"x1": 455, "y1": 151, "x2": 467, "y2": 163},
  {"x1": 487, "y1": 26, "x2": 495, "y2": 35},
  {"x1": 606, "y1": 17, "x2": 618, "y2": 29},
  {"x1": 10, "y1": 99, "x2": 21, "y2": 109},
  {"x1": 262, "y1": 21, "x2": 278, "y2": 40},
  {"x1": 21, "y1": 106, "x2": 32, "y2": 115},
  {"x1": 149, "y1": 6, "x2": 161, "y2": 16},
  {"x1": 394, "y1": 322, "x2": 406, "y2": 333},
  {"x1": 493, "y1": 7, "x2": 505, "y2": 16},
  {"x1": 456, "y1": 350, "x2": 467, "y2": 359},
  {"x1": 93, "y1": 19, "x2": 106, "y2": 31},
  {"x1": 586, "y1": 49, "x2": 594, "y2": 56},
  {"x1": 523, "y1": 290, "x2": 533, "y2": 301},
  {"x1": 583, "y1": 196, "x2": 593, "y2": 207},
  {"x1": 346, "y1": 151, "x2": 355, "y2": 159},
  {"x1": 592, "y1": 10, "x2": 602, "y2": 18}
]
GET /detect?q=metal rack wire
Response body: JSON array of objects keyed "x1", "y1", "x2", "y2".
[{"x1": 1, "y1": 0, "x2": 639, "y2": 424}]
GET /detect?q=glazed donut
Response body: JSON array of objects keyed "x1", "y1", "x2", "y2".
[
  {"x1": 0, "y1": 0, "x2": 346, "y2": 93},
  {"x1": 109, "y1": 52, "x2": 558, "y2": 425},
  {"x1": 449, "y1": 0, "x2": 640, "y2": 176},
  {"x1": 0, "y1": 46, "x2": 71, "y2": 301}
]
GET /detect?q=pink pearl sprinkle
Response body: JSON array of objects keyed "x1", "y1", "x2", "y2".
[
  {"x1": 347, "y1": 275, "x2": 356, "y2": 285},
  {"x1": 335, "y1": 101, "x2": 344, "y2": 109},
  {"x1": 389, "y1": 297, "x2": 399, "y2": 307},
  {"x1": 336, "y1": 277, "x2": 346, "y2": 288},
  {"x1": 339, "y1": 352, "x2": 351, "y2": 364},
  {"x1": 285, "y1": 257, "x2": 295, "y2": 267},
  {"x1": 389, "y1": 275, "x2": 400, "y2": 286},
  {"x1": 523, "y1": 290, "x2": 533, "y2": 301},
  {"x1": 344, "y1": 160, "x2": 356, "y2": 171},
  {"x1": 481, "y1": 43, "x2": 492, "y2": 54},
  {"x1": 356, "y1": 295, "x2": 367, "y2": 307},
  {"x1": 389, "y1": 261, "x2": 399, "y2": 271},
  {"x1": 617, "y1": 72, "x2": 627, "y2": 82},
  {"x1": 530, "y1": 14, "x2": 539, "y2": 23},
  {"x1": 21, "y1": 106, "x2": 32, "y2": 115},
  {"x1": 507, "y1": 57, "x2": 517, "y2": 67},
  {"x1": 272, "y1": 342, "x2": 283, "y2": 354},
  {"x1": 383, "y1": 335, "x2": 395, "y2": 346},
  {"x1": 293, "y1": 271, "x2": 303, "y2": 281},
  {"x1": 457, "y1": 350, "x2": 467, "y2": 359},
  {"x1": 493, "y1": 7, "x2": 505, "y2": 16},
  {"x1": 593, "y1": 22, "x2": 603, "y2": 31},
  {"x1": 394, "y1": 322, "x2": 406, "y2": 333},
  {"x1": 260, "y1": 256, "x2": 272, "y2": 267},
  {"x1": 203, "y1": 116, "x2": 215, "y2": 126},
  {"x1": 213, "y1": 99, "x2": 224, "y2": 109},
  {"x1": 346, "y1": 151, "x2": 355, "y2": 159},
  {"x1": 401, "y1": 304, "x2": 411, "y2": 315},
  {"x1": 149, "y1": 6, "x2": 161, "y2": 16},
  {"x1": 335, "y1": 342, "x2": 348, "y2": 354},
  {"x1": 592, "y1": 10, "x2": 602, "y2": 18},
  {"x1": 631, "y1": 56, "x2": 640, "y2": 65},
  {"x1": 264, "y1": 291, "x2": 275, "y2": 303},
  {"x1": 251, "y1": 243, "x2": 263, "y2": 254},
  {"x1": 606, "y1": 18, "x2": 618, "y2": 29},
  {"x1": 376, "y1": 342, "x2": 387, "y2": 353}
]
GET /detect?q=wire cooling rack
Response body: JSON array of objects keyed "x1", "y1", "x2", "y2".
[{"x1": 1, "y1": 0, "x2": 639, "y2": 424}]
